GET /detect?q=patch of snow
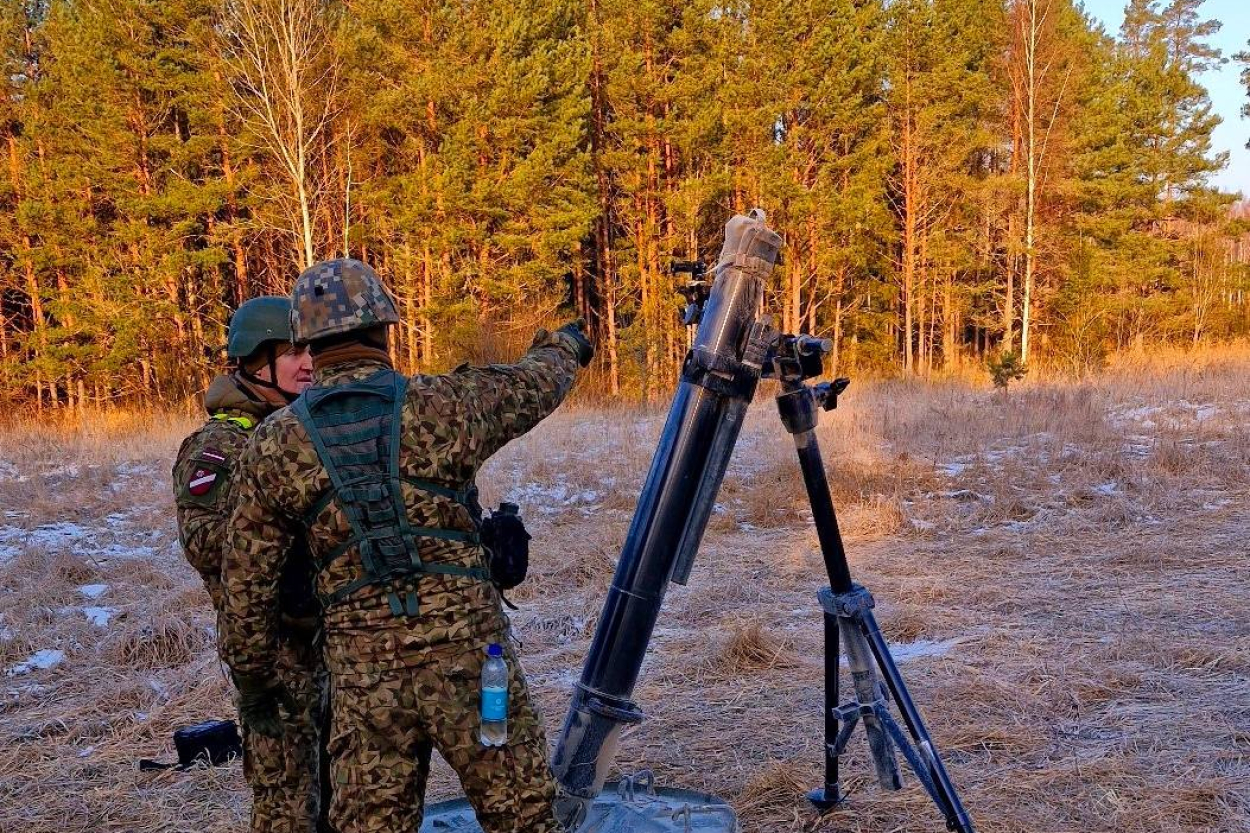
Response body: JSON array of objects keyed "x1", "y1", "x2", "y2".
[
  {"x1": 1093, "y1": 482, "x2": 1120, "y2": 496},
  {"x1": 889, "y1": 638, "x2": 961, "y2": 663},
  {"x1": 92, "y1": 543, "x2": 155, "y2": 561},
  {"x1": 508, "y1": 482, "x2": 568, "y2": 507},
  {"x1": 910, "y1": 518, "x2": 936, "y2": 531},
  {"x1": 0, "y1": 627, "x2": 13, "y2": 641},
  {"x1": 1114, "y1": 405, "x2": 1163, "y2": 424},
  {"x1": 77, "y1": 746, "x2": 96, "y2": 758},
  {"x1": 78, "y1": 584, "x2": 109, "y2": 600},
  {"x1": 938, "y1": 462, "x2": 968, "y2": 477},
  {"x1": 0, "y1": 522, "x2": 91, "y2": 555},
  {"x1": 508, "y1": 483, "x2": 603, "y2": 509},
  {"x1": 81, "y1": 607, "x2": 116, "y2": 627},
  {"x1": 114, "y1": 462, "x2": 155, "y2": 478},
  {"x1": 1194, "y1": 405, "x2": 1217, "y2": 422},
  {"x1": 42, "y1": 464, "x2": 82, "y2": 479},
  {"x1": 33, "y1": 522, "x2": 91, "y2": 543},
  {"x1": 7, "y1": 648, "x2": 65, "y2": 676},
  {"x1": 943, "y1": 489, "x2": 991, "y2": 503}
]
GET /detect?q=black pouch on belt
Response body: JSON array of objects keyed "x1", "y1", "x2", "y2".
[{"x1": 481, "y1": 501, "x2": 531, "y2": 594}]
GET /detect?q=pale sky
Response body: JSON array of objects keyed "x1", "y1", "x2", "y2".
[{"x1": 1082, "y1": 0, "x2": 1250, "y2": 198}]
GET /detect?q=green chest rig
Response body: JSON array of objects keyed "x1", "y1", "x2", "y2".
[{"x1": 292, "y1": 368, "x2": 488, "y2": 618}]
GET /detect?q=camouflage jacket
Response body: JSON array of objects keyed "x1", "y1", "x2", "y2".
[
  {"x1": 173, "y1": 375, "x2": 278, "y2": 611},
  {"x1": 220, "y1": 332, "x2": 582, "y2": 679}
]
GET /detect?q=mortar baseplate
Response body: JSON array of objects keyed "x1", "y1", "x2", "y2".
[{"x1": 421, "y1": 772, "x2": 738, "y2": 833}]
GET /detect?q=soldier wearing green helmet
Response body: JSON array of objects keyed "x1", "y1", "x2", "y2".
[
  {"x1": 172, "y1": 295, "x2": 332, "y2": 833},
  {"x1": 220, "y1": 258, "x2": 592, "y2": 833}
]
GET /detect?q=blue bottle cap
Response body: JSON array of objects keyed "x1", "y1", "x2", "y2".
[{"x1": 487, "y1": 643, "x2": 503, "y2": 657}]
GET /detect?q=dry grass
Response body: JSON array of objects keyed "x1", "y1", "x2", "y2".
[{"x1": 1, "y1": 350, "x2": 1249, "y2": 832}]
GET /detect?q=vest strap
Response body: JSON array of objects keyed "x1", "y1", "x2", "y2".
[{"x1": 293, "y1": 369, "x2": 490, "y2": 617}]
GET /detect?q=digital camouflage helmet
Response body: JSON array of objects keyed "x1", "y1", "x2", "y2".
[
  {"x1": 290, "y1": 258, "x2": 400, "y2": 344},
  {"x1": 228, "y1": 296, "x2": 295, "y2": 359}
]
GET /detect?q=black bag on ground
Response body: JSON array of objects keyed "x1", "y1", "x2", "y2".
[
  {"x1": 139, "y1": 719, "x2": 243, "y2": 771},
  {"x1": 481, "y1": 502, "x2": 531, "y2": 591}
]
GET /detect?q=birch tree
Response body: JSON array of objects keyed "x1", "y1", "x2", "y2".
[{"x1": 221, "y1": 0, "x2": 339, "y2": 270}]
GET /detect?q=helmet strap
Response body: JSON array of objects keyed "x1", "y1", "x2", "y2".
[{"x1": 238, "y1": 344, "x2": 299, "y2": 404}]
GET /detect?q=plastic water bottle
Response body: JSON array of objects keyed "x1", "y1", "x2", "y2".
[{"x1": 480, "y1": 643, "x2": 509, "y2": 746}]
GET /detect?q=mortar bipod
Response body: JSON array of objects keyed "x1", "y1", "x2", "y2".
[{"x1": 765, "y1": 333, "x2": 975, "y2": 833}]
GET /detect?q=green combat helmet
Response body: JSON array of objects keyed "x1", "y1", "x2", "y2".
[
  {"x1": 228, "y1": 296, "x2": 295, "y2": 359},
  {"x1": 290, "y1": 258, "x2": 400, "y2": 344}
]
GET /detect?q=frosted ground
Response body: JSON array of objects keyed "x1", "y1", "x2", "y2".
[{"x1": 1, "y1": 352, "x2": 1248, "y2": 832}]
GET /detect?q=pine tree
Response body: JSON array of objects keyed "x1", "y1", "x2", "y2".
[
  {"x1": 0, "y1": 0, "x2": 1245, "y2": 405},
  {"x1": 1065, "y1": 0, "x2": 1230, "y2": 351},
  {"x1": 585, "y1": 0, "x2": 733, "y2": 398},
  {"x1": 342, "y1": 0, "x2": 593, "y2": 371},
  {"x1": 884, "y1": 0, "x2": 1004, "y2": 373},
  {"x1": 728, "y1": 0, "x2": 892, "y2": 371}
]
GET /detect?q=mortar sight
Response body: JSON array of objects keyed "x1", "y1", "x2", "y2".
[
  {"x1": 675, "y1": 271, "x2": 712, "y2": 327},
  {"x1": 670, "y1": 260, "x2": 707, "y2": 278},
  {"x1": 765, "y1": 333, "x2": 835, "y2": 382}
]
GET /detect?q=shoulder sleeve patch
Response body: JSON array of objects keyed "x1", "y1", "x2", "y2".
[
  {"x1": 187, "y1": 467, "x2": 220, "y2": 496},
  {"x1": 177, "y1": 454, "x2": 232, "y2": 507}
]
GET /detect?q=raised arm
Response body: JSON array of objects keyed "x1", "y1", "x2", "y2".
[{"x1": 446, "y1": 322, "x2": 591, "y2": 468}]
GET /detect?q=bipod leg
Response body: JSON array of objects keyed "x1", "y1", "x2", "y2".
[
  {"x1": 826, "y1": 586, "x2": 902, "y2": 793},
  {"x1": 859, "y1": 606, "x2": 976, "y2": 833},
  {"x1": 774, "y1": 370, "x2": 975, "y2": 832},
  {"x1": 807, "y1": 598, "x2": 844, "y2": 810}
]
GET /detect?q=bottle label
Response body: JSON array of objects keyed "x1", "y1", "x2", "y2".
[{"x1": 481, "y1": 686, "x2": 508, "y2": 722}]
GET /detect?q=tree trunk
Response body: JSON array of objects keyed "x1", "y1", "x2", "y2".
[
  {"x1": 901, "y1": 76, "x2": 918, "y2": 374},
  {"x1": 588, "y1": 0, "x2": 618, "y2": 395},
  {"x1": 1004, "y1": 213, "x2": 1016, "y2": 354}
]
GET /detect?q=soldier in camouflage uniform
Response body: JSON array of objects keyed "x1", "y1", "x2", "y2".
[
  {"x1": 220, "y1": 258, "x2": 592, "y2": 833},
  {"x1": 173, "y1": 296, "x2": 333, "y2": 833}
]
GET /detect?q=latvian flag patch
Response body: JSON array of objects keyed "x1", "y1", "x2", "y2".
[{"x1": 188, "y1": 468, "x2": 219, "y2": 496}]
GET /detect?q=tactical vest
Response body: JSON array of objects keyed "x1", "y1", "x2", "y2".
[{"x1": 292, "y1": 368, "x2": 488, "y2": 618}]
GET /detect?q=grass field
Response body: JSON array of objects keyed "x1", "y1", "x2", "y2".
[{"x1": 1, "y1": 348, "x2": 1248, "y2": 833}]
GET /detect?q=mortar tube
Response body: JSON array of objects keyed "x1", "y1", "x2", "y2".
[{"x1": 552, "y1": 215, "x2": 778, "y2": 829}]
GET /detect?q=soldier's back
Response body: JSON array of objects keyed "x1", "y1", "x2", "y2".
[{"x1": 245, "y1": 364, "x2": 502, "y2": 677}]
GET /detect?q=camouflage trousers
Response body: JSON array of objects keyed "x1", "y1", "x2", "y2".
[
  {"x1": 242, "y1": 635, "x2": 333, "y2": 833},
  {"x1": 327, "y1": 640, "x2": 562, "y2": 833}
]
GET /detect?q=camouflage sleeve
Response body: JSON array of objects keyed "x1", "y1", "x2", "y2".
[
  {"x1": 172, "y1": 430, "x2": 240, "y2": 611},
  {"x1": 175, "y1": 505, "x2": 227, "y2": 609},
  {"x1": 449, "y1": 330, "x2": 582, "y2": 467},
  {"x1": 219, "y1": 426, "x2": 297, "y2": 679}
]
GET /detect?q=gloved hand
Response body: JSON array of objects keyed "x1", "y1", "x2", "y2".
[
  {"x1": 233, "y1": 672, "x2": 292, "y2": 739},
  {"x1": 556, "y1": 318, "x2": 594, "y2": 367}
]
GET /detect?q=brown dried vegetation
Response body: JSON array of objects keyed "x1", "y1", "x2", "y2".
[{"x1": 1, "y1": 346, "x2": 1249, "y2": 832}]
